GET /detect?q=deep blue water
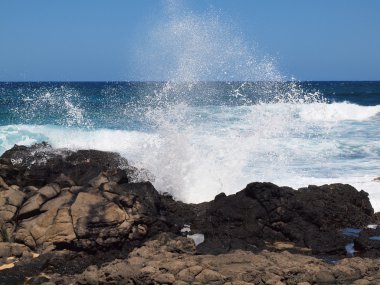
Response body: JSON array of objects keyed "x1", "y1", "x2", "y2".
[{"x1": 1, "y1": 81, "x2": 379, "y2": 128}]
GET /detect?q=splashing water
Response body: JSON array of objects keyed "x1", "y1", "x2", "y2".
[
  {"x1": 130, "y1": 1, "x2": 327, "y2": 202},
  {"x1": 11, "y1": 85, "x2": 92, "y2": 128}
]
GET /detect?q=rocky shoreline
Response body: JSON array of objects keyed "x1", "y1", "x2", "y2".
[{"x1": 1, "y1": 143, "x2": 380, "y2": 284}]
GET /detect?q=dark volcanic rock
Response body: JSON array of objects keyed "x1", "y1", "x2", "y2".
[
  {"x1": 354, "y1": 227, "x2": 380, "y2": 257},
  {"x1": 164, "y1": 182, "x2": 373, "y2": 255},
  {"x1": 0, "y1": 143, "x2": 379, "y2": 284},
  {"x1": 0, "y1": 142, "x2": 132, "y2": 187},
  {"x1": 0, "y1": 143, "x2": 376, "y2": 256}
]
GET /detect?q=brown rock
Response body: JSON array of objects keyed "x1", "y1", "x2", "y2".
[
  {"x1": 18, "y1": 184, "x2": 60, "y2": 219},
  {"x1": 18, "y1": 194, "x2": 45, "y2": 218},
  {"x1": 224, "y1": 280, "x2": 252, "y2": 285},
  {"x1": 79, "y1": 265, "x2": 99, "y2": 285},
  {"x1": 0, "y1": 242, "x2": 30, "y2": 258},
  {"x1": 153, "y1": 273, "x2": 176, "y2": 284},
  {"x1": 14, "y1": 228, "x2": 36, "y2": 248},
  {"x1": 194, "y1": 269, "x2": 226, "y2": 283},
  {"x1": 44, "y1": 209, "x2": 76, "y2": 245},
  {"x1": 177, "y1": 265, "x2": 203, "y2": 282},
  {"x1": 88, "y1": 173, "x2": 108, "y2": 189},
  {"x1": 353, "y1": 279, "x2": 370, "y2": 285},
  {"x1": 39, "y1": 183, "x2": 61, "y2": 199},
  {"x1": 71, "y1": 192, "x2": 127, "y2": 244},
  {"x1": 162, "y1": 260, "x2": 187, "y2": 274},
  {"x1": 40, "y1": 191, "x2": 73, "y2": 212},
  {"x1": 173, "y1": 281, "x2": 188, "y2": 285},
  {"x1": 0, "y1": 188, "x2": 25, "y2": 221},
  {"x1": 315, "y1": 270, "x2": 335, "y2": 283},
  {"x1": 0, "y1": 205, "x2": 18, "y2": 221},
  {"x1": 0, "y1": 188, "x2": 25, "y2": 207}
]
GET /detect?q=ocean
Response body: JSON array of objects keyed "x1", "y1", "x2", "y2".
[{"x1": 0, "y1": 81, "x2": 379, "y2": 209}]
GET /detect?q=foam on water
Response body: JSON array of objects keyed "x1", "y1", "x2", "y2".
[
  {"x1": 1, "y1": 99, "x2": 379, "y2": 207},
  {"x1": 300, "y1": 102, "x2": 380, "y2": 122}
]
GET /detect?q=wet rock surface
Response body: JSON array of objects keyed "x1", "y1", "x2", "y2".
[{"x1": 0, "y1": 143, "x2": 380, "y2": 284}]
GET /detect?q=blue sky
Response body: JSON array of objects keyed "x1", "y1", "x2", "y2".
[{"x1": 0, "y1": 0, "x2": 379, "y2": 81}]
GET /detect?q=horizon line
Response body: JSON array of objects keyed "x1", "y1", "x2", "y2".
[{"x1": 1, "y1": 80, "x2": 380, "y2": 83}]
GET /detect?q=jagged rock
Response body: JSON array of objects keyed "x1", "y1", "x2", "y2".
[
  {"x1": 0, "y1": 143, "x2": 132, "y2": 187},
  {"x1": 0, "y1": 187, "x2": 25, "y2": 222},
  {"x1": 0, "y1": 144, "x2": 377, "y2": 257},
  {"x1": 182, "y1": 182, "x2": 374, "y2": 255},
  {"x1": 71, "y1": 192, "x2": 130, "y2": 245},
  {"x1": 0, "y1": 242, "x2": 30, "y2": 258},
  {"x1": 14, "y1": 235, "x2": 379, "y2": 285},
  {"x1": 0, "y1": 144, "x2": 380, "y2": 284},
  {"x1": 18, "y1": 184, "x2": 61, "y2": 219},
  {"x1": 0, "y1": 144, "x2": 147, "y2": 252}
]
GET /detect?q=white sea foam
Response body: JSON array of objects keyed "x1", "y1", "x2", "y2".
[
  {"x1": 1, "y1": 99, "x2": 379, "y2": 208},
  {"x1": 299, "y1": 102, "x2": 380, "y2": 122}
]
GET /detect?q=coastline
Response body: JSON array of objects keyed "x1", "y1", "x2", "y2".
[{"x1": 1, "y1": 143, "x2": 380, "y2": 284}]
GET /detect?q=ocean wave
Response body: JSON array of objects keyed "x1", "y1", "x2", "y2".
[
  {"x1": 0, "y1": 125, "x2": 154, "y2": 158},
  {"x1": 299, "y1": 102, "x2": 380, "y2": 122},
  {"x1": 0, "y1": 112, "x2": 379, "y2": 205}
]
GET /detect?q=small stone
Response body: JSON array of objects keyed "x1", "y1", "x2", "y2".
[
  {"x1": 177, "y1": 266, "x2": 203, "y2": 282},
  {"x1": 141, "y1": 266, "x2": 156, "y2": 274},
  {"x1": 22, "y1": 250, "x2": 34, "y2": 260},
  {"x1": 353, "y1": 279, "x2": 370, "y2": 285},
  {"x1": 173, "y1": 281, "x2": 188, "y2": 285},
  {"x1": 265, "y1": 280, "x2": 286, "y2": 285},
  {"x1": 162, "y1": 260, "x2": 187, "y2": 274},
  {"x1": 195, "y1": 269, "x2": 225, "y2": 283},
  {"x1": 10, "y1": 185, "x2": 20, "y2": 191},
  {"x1": 153, "y1": 273, "x2": 176, "y2": 284},
  {"x1": 315, "y1": 270, "x2": 335, "y2": 284},
  {"x1": 80, "y1": 265, "x2": 99, "y2": 285}
]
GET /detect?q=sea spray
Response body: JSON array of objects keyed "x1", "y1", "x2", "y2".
[
  {"x1": 10, "y1": 85, "x2": 91, "y2": 128},
  {"x1": 130, "y1": 1, "x2": 326, "y2": 202}
]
